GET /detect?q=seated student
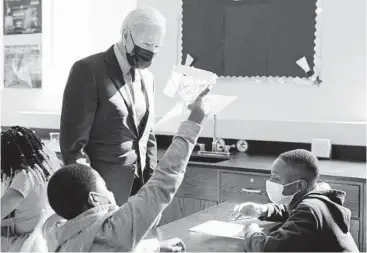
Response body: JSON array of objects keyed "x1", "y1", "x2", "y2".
[
  {"x1": 43, "y1": 87, "x2": 211, "y2": 252},
  {"x1": 1, "y1": 126, "x2": 62, "y2": 252},
  {"x1": 231, "y1": 149, "x2": 359, "y2": 252}
]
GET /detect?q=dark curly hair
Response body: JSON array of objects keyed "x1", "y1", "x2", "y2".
[{"x1": 1, "y1": 126, "x2": 59, "y2": 182}]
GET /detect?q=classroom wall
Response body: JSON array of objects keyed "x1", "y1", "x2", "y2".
[
  {"x1": 137, "y1": 0, "x2": 366, "y2": 145},
  {"x1": 1, "y1": 0, "x2": 365, "y2": 146},
  {"x1": 0, "y1": 0, "x2": 137, "y2": 128}
]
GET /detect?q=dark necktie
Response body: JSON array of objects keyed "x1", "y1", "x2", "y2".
[{"x1": 129, "y1": 68, "x2": 135, "y2": 82}]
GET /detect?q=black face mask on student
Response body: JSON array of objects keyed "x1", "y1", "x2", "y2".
[{"x1": 126, "y1": 33, "x2": 154, "y2": 69}]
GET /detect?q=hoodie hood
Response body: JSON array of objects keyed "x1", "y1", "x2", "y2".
[
  {"x1": 290, "y1": 182, "x2": 351, "y2": 233},
  {"x1": 43, "y1": 204, "x2": 118, "y2": 252}
]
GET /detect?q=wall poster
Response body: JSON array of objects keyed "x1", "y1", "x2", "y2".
[
  {"x1": 4, "y1": 44, "x2": 42, "y2": 88},
  {"x1": 3, "y1": 0, "x2": 42, "y2": 35}
]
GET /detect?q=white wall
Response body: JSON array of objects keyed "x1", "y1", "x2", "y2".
[
  {"x1": 138, "y1": 0, "x2": 366, "y2": 146},
  {"x1": 1, "y1": 0, "x2": 365, "y2": 146},
  {"x1": 1, "y1": 0, "x2": 137, "y2": 128}
]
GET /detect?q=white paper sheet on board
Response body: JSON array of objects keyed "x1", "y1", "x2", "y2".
[{"x1": 185, "y1": 54, "x2": 195, "y2": 66}]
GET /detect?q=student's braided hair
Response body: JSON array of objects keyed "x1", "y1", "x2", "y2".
[{"x1": 1, "y1": 126, "x2": 57, "y2": 182}]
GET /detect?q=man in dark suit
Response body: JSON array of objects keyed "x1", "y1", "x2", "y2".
[{"x1": 60, "y1": 7, "x2": 166, "y2": 206}]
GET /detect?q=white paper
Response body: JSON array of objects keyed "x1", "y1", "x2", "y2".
[
  {"x1": 185, "y1": 54, "x2": 195, "y2": 66},
  {"x1": 206, "y1": 94, "x2": 238, "y2": 117},
  {"x1": 296, "y1": 57, "x2": 310, "y2": 72},
  {"x1": 163, "y1": 67, "x2": 181, "y2": 98},
  {"x1": 163, "y1": 65, "x2": 218, "y2": 99},
  {"x1": 155, "y1": 95, "x2": 238, "y2": 132},
  {"x1": 189, "y1": 219, "x2": 266, "y2": 240},
  {"x1": 189, "y1": 220, "x2": 245, "y2": 239},
  {"x1": 155, "y1": 102, "x2": 185, "y2": 131}
]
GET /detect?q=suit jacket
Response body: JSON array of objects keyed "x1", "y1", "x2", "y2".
[{"x1": 60, "y1": 45, "x2": 157, "y2": 184}]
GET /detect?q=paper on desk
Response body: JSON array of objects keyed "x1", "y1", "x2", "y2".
[
  {"x1": 189, "y1": 220, "x2": 245, "y2": 239},
  {"x1": 189, "y1": 219, "x2": 265, "y2": 240},
  {"x1": 155, "y1": 95, "x2": 238, "y2": 131}
]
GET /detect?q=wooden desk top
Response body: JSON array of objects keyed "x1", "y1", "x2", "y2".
[
  {"x1": 157, "y1": 149, "x2": 366, "y2": 181},
  {"x1": 43, "y1": 138, "x2": 366, "y2": 181},
  {"x1": 147, "y1": 202, "x2": 275, "y2": 252}
]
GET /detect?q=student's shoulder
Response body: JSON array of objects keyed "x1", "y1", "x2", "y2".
[{"x1": 294, "y1": 198, "x2": 326, "y2": 222}]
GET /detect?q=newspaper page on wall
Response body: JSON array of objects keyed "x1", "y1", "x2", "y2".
[
  {"x1": 4, "y1": 44, "x2": 42, "y2": 88},
  {"x1": 3, "y1": 0, "x2": 42, "y2": 35}
]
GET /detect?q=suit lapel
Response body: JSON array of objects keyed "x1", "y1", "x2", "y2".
[
  {"x1": 104, "y1": 46, "x2": 139, "y2": 136},
  {"x1": 138, "y1": 70, "x2": 153, "y2": 138}
]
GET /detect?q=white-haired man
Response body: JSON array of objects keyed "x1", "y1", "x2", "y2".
[{"x1": 60, "y1": 7, "x2": 166, "y2": 206}]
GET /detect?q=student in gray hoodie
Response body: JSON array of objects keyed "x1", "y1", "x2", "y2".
[
  {"x1": 231, "y1": 149, "x2": 359, "y2": 252},
  {"x1": 43, "y1": 86, "x2": 211, "y2": 252}
]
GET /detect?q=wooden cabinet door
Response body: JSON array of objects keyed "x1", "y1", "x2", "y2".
[
  {"x1": 220, "y1": 171, "x2": 269, "y2": 203},
  {"x1": 159, "y1": 197, "x2": 217, "y2": 226},
  {"x1": 350, "y1": 219, "x2": 360, "y2": 250}
]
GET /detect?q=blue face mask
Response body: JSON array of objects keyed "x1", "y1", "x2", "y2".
[{"x1": 126, "y1": 33, "x2": 154, "y2": 69}]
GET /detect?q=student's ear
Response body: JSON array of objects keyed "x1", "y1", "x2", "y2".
[
  {"x1": 297, "y1": 180, "x2": 308, "y2": 192},
  {"x1": 88, "y1": 192, "x2": 98, "y2": 207}
]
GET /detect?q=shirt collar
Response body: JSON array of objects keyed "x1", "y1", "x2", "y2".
[{"x1": 113, "y1": 44, "x2": 132, "y2": 77}]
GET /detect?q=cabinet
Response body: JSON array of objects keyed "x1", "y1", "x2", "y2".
[
  {"x1": 160, "y1": 197, "x2": 217, "y2": 226},
  {"x1": 159, "y1": 165, "x2": 219, "y2": 226},
  {"x1": 220, "y1": 171, "x2": 269, "y2": 203},
  {"x1": 159, "y1": 163, "x2": 366, "y2": 251}
]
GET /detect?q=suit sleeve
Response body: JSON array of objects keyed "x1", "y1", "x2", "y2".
[
  {"x1": 60, "y1": 60, "x2": 97, "y2": 165},
  {"x1": 244, "y1": 204, "x2": 319, "y2": 252}
]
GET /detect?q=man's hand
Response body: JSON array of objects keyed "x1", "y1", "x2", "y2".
[
  {"x1": 160, "y1": 238, "x2": 186, "y2": 252},
  {"x1": 187, "y1": 85, "x2": 212, "y2": 125},
  {"x1": 231, "y1": 202, "x2": 267, "y2": 220}
]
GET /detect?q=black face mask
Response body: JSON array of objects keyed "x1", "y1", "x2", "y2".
[{"x1": 126, "y1": 33, "x2": 154, "y2": 69}]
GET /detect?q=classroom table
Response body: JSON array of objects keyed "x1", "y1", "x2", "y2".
[{"x1": 147, "y1": 202, "x2": 278, "y2": 252}]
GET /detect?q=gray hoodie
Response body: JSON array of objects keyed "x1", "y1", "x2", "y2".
[
  {"x1": 245, "y1": 182, "x2": 359, "y2": 252},
  {"x1": 42, "y1": 121, "x2": 201, "y2": 252}
]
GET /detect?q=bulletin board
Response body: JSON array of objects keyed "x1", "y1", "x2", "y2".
[{"x1": 181, "y1": 0, "x2": 322, "y2": 82}]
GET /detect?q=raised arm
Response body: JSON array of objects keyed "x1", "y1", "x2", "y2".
[
  {"x1": 100, "y1": 86, "x2": 211, "y2": 251},
  {"x1": 60, "y1": 60, "x2": 97, "y2": 165}
]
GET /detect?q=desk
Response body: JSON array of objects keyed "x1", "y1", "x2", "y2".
[{"x1": 147, "y1": 202, "x2": 276, "y2": 252}]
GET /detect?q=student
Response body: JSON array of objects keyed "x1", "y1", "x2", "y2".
[
  {"x1": 1, "y1": 126, "x2": 62, "y2": 252},
  {"x1": 43, "y1": 87, "x2": 211, "y2": 252},
  {"x1": 231, "y1": 149, "x2": 359, "y2": 252}
]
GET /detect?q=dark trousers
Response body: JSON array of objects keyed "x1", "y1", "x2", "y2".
[{"x1": 130, "y1": 166, "x2": 153, "y2": 197}]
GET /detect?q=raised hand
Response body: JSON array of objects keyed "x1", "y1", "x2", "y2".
[{"x1": 187, "y1": 85, "x2": 212, "y2": 124}]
